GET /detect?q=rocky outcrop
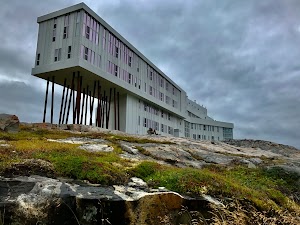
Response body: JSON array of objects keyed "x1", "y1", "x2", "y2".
[
  {"x1": 0, "y1": 175, "x2": 222, "y2": 225},
  {"x1": 0, "y1": 113, "x2": 19, "y2": 133}
]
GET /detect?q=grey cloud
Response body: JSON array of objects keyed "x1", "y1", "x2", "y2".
[{"x1": 0, "y1": 0, "x2": 299, "y2": 148}]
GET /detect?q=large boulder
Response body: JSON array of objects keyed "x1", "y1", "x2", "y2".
[{"x1": 0, "y1": 113, "x2": 20, "y2": 133}]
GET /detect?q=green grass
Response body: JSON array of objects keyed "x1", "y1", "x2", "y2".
[
  {"x1": 130, "y1": 162, "x2": 300, "y2": 213},
  {"x1": 0, "y1": 126, "x2": 299, "y2": 218}
]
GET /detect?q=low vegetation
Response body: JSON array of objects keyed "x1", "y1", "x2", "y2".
[{"x1": 0, "y1": 126, "x2": 299, "y2": 224}]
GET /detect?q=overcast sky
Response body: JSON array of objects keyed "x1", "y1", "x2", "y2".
[{"x1": 0, "y1": 0, "x2": 299, "y2": 148}]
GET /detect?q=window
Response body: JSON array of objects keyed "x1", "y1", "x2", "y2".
[
  {"x1": 144, "y1": 118, "x2": 147, "y2": 127},
  {"x1": 63, "y1": 15, "x2": 69, "y2": 39},
  {"x1": 138, "y1": 79, "x2": 141, "y2": 89},
  {"x1": 161, "y1": 124, "x2": 164, "y2": 132},
  {"x1": 115, "y1": 46, "x2": 119, "y2": 58},
  {"x1": 128, "y1": 73, "x2": 131, "y2": 84},
  {"x1": 84, "y1": 47, "x2": 88, "y2": 60},
  {"x1": 52, "y1": 18, "x2": 57, "y2": 42},
  {"x1": 86, "y1": 26, "x2": 90, "y2": 39},
  {"x1": 160, "y1": 92, "x2": 164, "y2": 101},
  {"x1": 150, "y1": 71, "x2": 153, "y2": 80},
  {"x1": 217, "y1": 127, "x2": 219, "y2": 132},
  {"x1": 203, "y1": 125, "x2": 206, "y2": 131},
  {"x1": 149, "y1": 86, "x2": 153, "y2": 95},
  {"x1": 54, "y1": 48, "x2": 61, "y2": 62},
  {"x1": 161, "y1": 111, "x2": 164, "y2": 118},
  {"x1": 212, "y1": 126, "x2": 214, "y2": 132},
  {"x1": 67, "y1": 46, "x2": 71, "y2": 59},
  {"x1": 129, "y1": 56, "x2": 132, "y2": 66},
  {"x1": 168, "y1": 113, "x2": 171, "y2": 121},
  {"x1": 137, "y1": 67, "x2": 139, "y2": 72},
  {"x1": 114, "y1": 65, "x2": 118, "y2": 77},
  {"x1": 36, "y1": 53, "x2": 40, "y2": 66}
]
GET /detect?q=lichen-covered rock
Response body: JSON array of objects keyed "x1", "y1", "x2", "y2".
[{"x1": 0, "y1": 113, "x2": 20, "y2": 133}]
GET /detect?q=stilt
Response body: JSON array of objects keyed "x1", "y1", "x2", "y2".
[
  {"x1": 84, "y1": 86, "x2": 89, "y2": 125},
  {"x1": 71, "y1": 72, "x2": 76, "y2": 124},
  {"x1": 62, "y1": 85, "x2": 70, "y2": 124},
  {"x1": 106, "y1": 88, "x2": 112, "y2": 129},
  {"x1": 51, "y1": 76, "x2": 55, "y2": 124},
  {"x1": 117, "y1": 92, "x2": 120, "y2": 130},
  {"x1": 96, "y1": 82, "x2": 101, "y2": 127},
  {"x1": 66, "y1": 73, "x2": 75, "y2": 124},
  {"x1": 114, "y1": 88, "x2": 116, "y2": 130},
  {"x1": 43, "y1": 77, "x2": 50, "y2": 123},
  {"x1": 59, "y1": 78, "x2": 67, "y2": 125},
  {"x1": 90, "y1": 81, "x2": 96, "y2": 125},
  {"x1": 80, "y1": 88, "x2": 85, "y2": 125},
  {"x1": 76, "y1": 73, "x2": 82, "y2": 124},
  {"x1": 102, "y1": 91, "x2": 106, "y2": 128}
]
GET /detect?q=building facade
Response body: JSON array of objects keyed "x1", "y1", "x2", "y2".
[{"x1": 32, "y1": 3, "x2": 233, "y2": 140}]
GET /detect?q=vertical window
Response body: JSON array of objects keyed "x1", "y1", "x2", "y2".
[
  {"x1": 97, "y1": 55, "x2": 101, "y2": 67},
  {"x1": 149, "y1": 86, "x2": 153, "y2": 95},
  {"x1": 63, "y1": 15, "x2": 69, "y2": 39},
  {"x1": 144, "y1": 118, "x2": 147, "y2": 127},
  {"x1": 67, "y1": 46, "x2": 71, "y2": 59},
  {"x1": 36, "y1": 53, "x2": 40, "y2": 66},
  {"x1": 128, "y1": 73, "x2": 131, "y2": 84},
  {"x1": 53, "y1": 18, "x2": 57, "y2": 42},
  {"x1": 138, "y1": 79, "x2": 141, "y2": 89},
  {"x1": 54, "y1": 48, "x2": 61, "y2": 62},
  {"x1": 150, "y1": 71, "x2": 153, "y2": 80},
  {"x1": 84, "y1": 47, "x2": 88, "y2": 60},
  {"x1": 115, "y1": 46, "x2": 119, "y2": 58},
  {"x1": 128, "y1": 56, "x2": 132, "y2": 67},
  {"x1": 114, "y1": 65, "x2": 118, "y2": 76},
  {"x1": 86, "y1": 26, "x2": 90, "y2": 39}
]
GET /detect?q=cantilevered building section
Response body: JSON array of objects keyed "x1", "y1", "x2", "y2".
[{"x1": 32, "y1": 3, "x2": 233, "y2": 140}]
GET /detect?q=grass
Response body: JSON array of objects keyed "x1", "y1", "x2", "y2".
[
  {"x1": 130, "y1": 162, "x2": 300, "y2": 214},
  {"x1": 0, "y1": 126, "x2": 299, "y2": 223}
]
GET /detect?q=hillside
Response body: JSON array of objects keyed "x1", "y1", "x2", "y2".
[{"x1": 0, "y1": 124, "x2": 299, "y2": 225}]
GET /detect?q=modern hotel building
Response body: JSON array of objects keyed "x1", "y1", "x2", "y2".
[{"x1": 32, "y1": 3, "x2": 233, "y2": 140}]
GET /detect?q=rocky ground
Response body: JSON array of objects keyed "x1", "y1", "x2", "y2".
[{"x1": 0, "y1": 122, "x2": 299, "y2": 225}]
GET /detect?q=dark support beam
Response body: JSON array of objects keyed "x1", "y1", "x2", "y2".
[
  {"x1": 96, "y1": 81, "x2": 100, "y2": 127},
  {"x1": 59, "y1": 78, "x2": 67, "y2": 125},
  {"x1": 76, "y1": 73, "x2": 82, "y2": 124},
  {"x1": 62, "y1": 85, "x2": 70, "y2": 124},
  {"x1": 99, "y1": 89, "x2": 103, "y2": 127},
  {"x1": 106, "y1": 88, "x2": 112, "y2": 129},
  {"x1": 102, "y1": 91, "x2": 106, "y2": 128},
  {"x1": 80, "y1": 88, "x2": 85, "y2": 125},
  {"x1": 90, "y1": 81, "x2": 96, "y2": 125},
  {"x1": 84, "y1": 86, "x2": 89, "y2": 125},
  {"x1": 117, "y1": 92, "x2": 120, "y2": 130},
  {"x1": 51, "y1": 76, "x2": 55, "y2": 124},
  {"x1": 114, "y1": 88, "x2": 116, "y2": 130},
  {"x1": 66, "y1": 73, "x2": 75, "y2": 124},
  {"x1": 43, "y1": 77, "x2": 50, "y2": 123},
  {"x1": 72, "y1": 73, "x2": 76, "y2": 124}
]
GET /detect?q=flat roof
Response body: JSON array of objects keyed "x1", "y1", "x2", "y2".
[{"x1": 37, "y1": 2, "x2": 185, "y2": 94}]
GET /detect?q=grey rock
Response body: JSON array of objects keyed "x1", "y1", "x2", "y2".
[{"x1": 0, "y1": 113, "x2": 20, "y2": 133}]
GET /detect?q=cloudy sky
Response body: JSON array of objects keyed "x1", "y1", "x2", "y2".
[{"x1": 0, "y1": 0, "x2": 299, "y2": 148}]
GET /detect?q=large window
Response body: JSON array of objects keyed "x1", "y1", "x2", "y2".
[
  {"x1": 63, "y1": 15, "x2": 69, "y2": 39},
  {"x1": 54, "y1": 48, "x2": 61, "y2": 62}
]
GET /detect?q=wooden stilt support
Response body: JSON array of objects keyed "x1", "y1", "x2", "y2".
[
  {"x1": 59, "y1": 78, "x2": 67, "y2": 125},
  {"x1": 114, "y1": 88, "x2": 116, "y2": 130},
  {"x1": 80, "y1": 88, "x2": 85, "y2": 125},
  {"x1": 62, "y1": 85, "x2": 69, "y2": 124},
  {"x1": 84, "y1": 86, "x2": 89, "y2": 125},
  {"x1": 106, "y1": 88, "x2": 112, "y2": 129},
  {"x1": 90, "y1": 81, "x2": 96, "y2": 125},
  {"x1": 43, "y1": 77, "x2": 50, "y2": 123},
  {"x1": 66, "y1": 73, "x2": 75, "y2": 124},
  {"x1": 102, "y1": 91, "x2": 106, "y2": 128},
  {"x1": 117, "y1": 92, "x2": 120, "y2": 130},
  {"x1": 96, "y1": 81, "x2": 101, "y2": 127},
  {"x1": 76, "y1": 73, "x2": 82, "y2": 124},
  {"x1": 51, "y1": 76, "x2": 55, "y2": 124}
]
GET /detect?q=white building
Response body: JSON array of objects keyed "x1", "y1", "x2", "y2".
[{"x1": 32, "y1": 3, "x2": 233, "y2": 140}]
